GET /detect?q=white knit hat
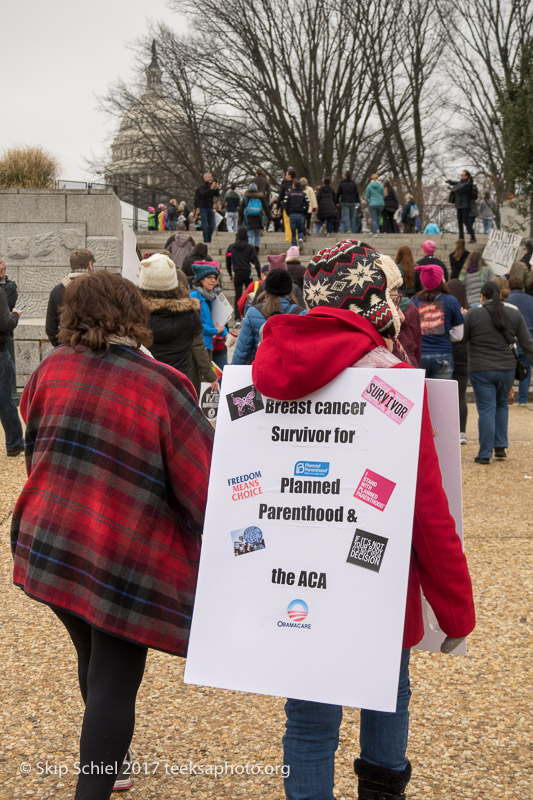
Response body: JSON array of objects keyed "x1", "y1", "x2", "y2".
[{"x1": 139, "y1": 253, "x2": 178, "y2": 291}]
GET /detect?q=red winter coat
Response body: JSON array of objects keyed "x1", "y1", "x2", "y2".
[
  {"x1": 252, "y1": 306, "x2": 475, "y2": 648},
  {"x1": 11, "y1": 344, "x2": 214, "y2": 656}
]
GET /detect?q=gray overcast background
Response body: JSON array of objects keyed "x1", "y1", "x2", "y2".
[{"x1": 1, "y1": 0, "x2": 186, "y2": 180}]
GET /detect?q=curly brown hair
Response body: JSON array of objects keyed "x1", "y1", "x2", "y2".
[{"x1": 58, "y1": 271, "x2": 152, "y2": 353}]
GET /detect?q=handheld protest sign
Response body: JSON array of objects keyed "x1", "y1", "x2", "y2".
[
  {"x1": 415, "y1": 379, "x2": 467, "y2": 656},
  {"x1": 199, "y1": 382, "x2": 219, "y2": 421},
  {"x1": 211, "y1": 292, "x2": 233, "y2": 327},
  {"x1": 185, "y1": 366, "x2": 425, "y2": 711},
  {"x1": 482, "y1": 229, "x2": 521, "y2": 276}
]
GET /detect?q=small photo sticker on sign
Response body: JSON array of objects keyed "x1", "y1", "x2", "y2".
[
  {"x1": 362, "y1": 376, "x2": 414, "y2": 425},
  {"x1": 231, "y1": 526, "x2": 266, "y2": 557},
  {"x1": 227, "y1": 385, "x2": 264, "y2": 421},
  {"x1": 346, "y1": 529, "x2": 388, "y2": 573}
]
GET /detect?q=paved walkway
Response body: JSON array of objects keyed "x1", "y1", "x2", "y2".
[{"x1": 0, "y1": 405, "x2": 531, "y2": 799}]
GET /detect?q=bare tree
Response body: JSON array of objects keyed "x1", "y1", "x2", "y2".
[
  {"x1": 436, "y1": 0, "x2": 533, "y2": 200},
  {"x1": 175, "y1": 0, "x2": 384, "y2": 187}
]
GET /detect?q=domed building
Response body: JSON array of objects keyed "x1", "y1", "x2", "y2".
[{"x1": 105, "y1": 42, "x2": 180, "y2": 210}]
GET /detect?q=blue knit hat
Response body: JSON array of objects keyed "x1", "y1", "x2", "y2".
[{"x1": 192, "y1": 260, "x2": 220, "y2": 281}]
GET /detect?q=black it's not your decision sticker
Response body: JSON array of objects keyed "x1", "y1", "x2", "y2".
[{"x1": 346, "y1": 528, "x2": 388, "y2": 573}]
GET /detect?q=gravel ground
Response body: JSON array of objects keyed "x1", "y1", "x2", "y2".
[{"x1": 0, "y1": 404, "x2": 531, "y2": 800}]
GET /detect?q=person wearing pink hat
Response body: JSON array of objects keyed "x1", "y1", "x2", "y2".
[
  {"x1": 411, "y1": 264, "x2": 464, "y2": 379},
  {"x1": 416, "y1": 240, "x2": 448, "y2": 280}
]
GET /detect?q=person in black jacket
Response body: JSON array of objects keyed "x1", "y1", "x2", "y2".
[
  {"x1": 138, "y1": 253, "x2": 217, "y2": 391},
  {"x1": 45, "y1": 248, "x2": 94, "y2": 346},
  {"x1": 383, "y1": 180, "x2": 399, "y2": 233},
  {"x1": 226, "y1": 226, "x2": 261, "y2": 323},
  {"x1": 166, "y1": 199, "x2": 180, "y2": 231},
  {"x1": 283, "y1": 181, "x2": 310, "y2": 246},
  {"x1": 0, "y1": 284, "x2": 24, "y2": 455},
  {"x1": 278, "y1": 168, "x2": 296, "y2": 244},
  {"x1": 316, "y1": 178, "x2": 337, "y2": 236},
  {"x1": 194, "y1": 173, "x2": 220, "y2": 244},
  {"x1": 336, "y1": 171, "x2": 360, "y2": 234},
  {"x1": 446, "y1": 170, "x2": 476, "y2": 243}
]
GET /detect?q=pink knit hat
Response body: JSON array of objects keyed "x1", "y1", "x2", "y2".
[
  {"x1": 415, "y1": 263, "x2": 444, "y2": 290},
  {"x1": 421, "y1": 240, "x2": 437, "y2": 255},
  {"x1": 267, "y1": 253, "x2": 287, "y2": 271},
  {"x1": 286, "y1": 246, "x2": 301, "y2": 263}
]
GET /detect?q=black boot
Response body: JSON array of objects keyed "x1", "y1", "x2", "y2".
[{"x1": 354, "y1": 758, "x2": 412, "y2": 800}]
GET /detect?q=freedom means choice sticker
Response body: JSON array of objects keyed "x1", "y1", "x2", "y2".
[{"x1": 362, "y1": 376, "x2": 414, "y2": 425}]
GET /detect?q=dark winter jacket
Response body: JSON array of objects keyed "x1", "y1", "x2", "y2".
[
  {"x1": 316, "y1": 185, "x2": 337, "y2": 219},
  {"x1": 447, "y1": 178, "x2": 473, "y2": 210},
  {"x1": 277, "y1": 178, "x2": 293, "y2": 207},
  {"x1": 224, "y1": 191, "x2": 240, "y2": 213},
  {"x1": 287, "y1": 261, "x2": 306, "y2": 291},
  {"x1": 384, "y1": 186, "x2": 399, "y2": 212},
  {"x1": 167, "y1": 204, "x2": 179, "y2": 222},
  {"x1": 0, "y1": 287, "x2": 19, "y2": 347},
  {"x1": 226, "y1": 241, "x2": 261, "y2": 278},
  {"x1": 143, "y1": 295, "x2": 203, "y2": 378},
  {"x1": 335, "y1": 179, "x2": 360, "y2": 205},
  {"x1": 46, "y1": 272, "x2": 87, "y2": 347},
  {"x1": 182, "y1": 245, "x2": 210, "y2": 279},
  {"x1": 465, "y1": 301, "x2": 533, "y2": 372},
  {"x1": 238, "y1": 192, "x2": 271, "y2": 230},
  {"x1": 283, "y1": 189, "x2": 310, "y2": 216},
  {"x1": 194, "y1": 182, "x2": 219, "y2": 210},
  {"x1": 0, "y1": 276, "x2": 17, "y2": 310},
  {"x1": 449, "y1": 250, "x2": 469, "y2": 281}
]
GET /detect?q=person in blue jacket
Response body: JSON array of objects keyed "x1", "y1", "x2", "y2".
[
  {"x1": 190, "y1": 261, "x2": 228, "y2": 364},
  {"x1": 232, "y1": 269, "x2": 304, "y2": 364}
]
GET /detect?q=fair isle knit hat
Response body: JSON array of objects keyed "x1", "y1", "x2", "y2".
[
  {"x1": 304, "y1": 239, "x2": 403, "y2": 336},
  {"x1": 139, "y1": 253, "x2": 178, "y2": 291}
]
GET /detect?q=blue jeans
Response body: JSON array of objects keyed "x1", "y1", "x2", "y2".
[
  {"x1": 421, "y1": 352, "x2": 454, "y2": 380},
  {"x1": 369, "y1": 205, "x2": 383, "y2": 234},
  {"x1": 469, "y1": 369, "x2": 515, "y2": 458},
  {"x1": 283, "y1": 649, "x2": 411, "y2": 800},
  {"x1": 518, "y1": 355, "x2": 531, "y2": 404},
  {"x1": 340, "y1": 203, "x2": 358, "y2": 233},
  {"x1": 248, "y1": 228, "x2": 261, "y2": 248},
  {"x1": 199, "y1": 208, "x2": 215, "y2": 243},
  {"x1": 0, "y1": 349, "x2": 24, "y2": 452},
  {"x1": 167, "y1": 219, "x2": 177, "y2": 231},
  {"x1": 482, "y1": 218, "x2": 494, "y2": 235},
  {"x1": 226, "y1": 211, "x2": 238, "y2": 233},
  {"x1": 289, "y1": 214, "x2": 306, "y2": 246}
]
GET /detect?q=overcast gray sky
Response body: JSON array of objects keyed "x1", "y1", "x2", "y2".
[{"x1": 0, "y1": 0, "x2": 186, "y2": 181}]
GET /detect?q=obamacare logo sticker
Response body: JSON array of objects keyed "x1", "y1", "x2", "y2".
[{"x1": 277, "y1": 599, "x2": 311, "y2": 630}]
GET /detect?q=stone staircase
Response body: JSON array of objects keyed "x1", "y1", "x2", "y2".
[{"x1": 136, "y1": 229, "x2": 489, "y2": 306}]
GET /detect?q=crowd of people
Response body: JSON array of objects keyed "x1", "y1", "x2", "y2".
[
  {"x1": 147, "y1": 169, "x2": 497, "y2": 246},
  {"x1": 1, "y1": 226, "x2": 532, "y2": 800}
]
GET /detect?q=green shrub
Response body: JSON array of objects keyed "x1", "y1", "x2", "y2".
[{"x1": 0, "y1": 146, "x2": 60, "y2": 188}]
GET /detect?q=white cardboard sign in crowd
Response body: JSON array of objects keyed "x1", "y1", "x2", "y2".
[
  {"x1": 416, "y1": 379, "x2": 466, "y2": 656},
  {"x1": 185, "y1": 366, "x2": 425, "y2": 712},
  {"x1": 482, "y1": 229, "x2": 522, "y2": 276}
]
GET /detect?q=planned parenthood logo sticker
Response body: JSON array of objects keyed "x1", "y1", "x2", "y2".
[
  {"x1": 294, "y1": 461, "x2": 330, "y2": 477},
  {"x1": 226, "y1": 385, "x2": 264, "y2": 421}
]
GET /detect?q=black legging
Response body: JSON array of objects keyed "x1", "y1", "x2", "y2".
[
  {"x1": 51, "y1": 607, "x2": 147, "y2": 800},
  {"x1": 233, "y1": 271, "x2": 252, "y2": 321}
]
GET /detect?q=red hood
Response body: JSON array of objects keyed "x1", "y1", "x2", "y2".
[{"x1": 252, "y1": 306, "x2": 387, "y2": 400}]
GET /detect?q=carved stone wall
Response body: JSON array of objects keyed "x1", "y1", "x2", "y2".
[{"x1": 0, "y1": 189, "x2": 123, "y2": 388}]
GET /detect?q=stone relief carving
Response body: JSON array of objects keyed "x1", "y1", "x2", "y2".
[
  {"x1": 87, "y1": 236, "x2": 122, "y2": 267},
  {"x1": 8, "y1": 238, "x2": 30, "y2": 259}
]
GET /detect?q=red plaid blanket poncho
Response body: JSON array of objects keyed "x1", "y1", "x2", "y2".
[{"x1": 11, "y1": 344, "x2": 214, "y2": 656}]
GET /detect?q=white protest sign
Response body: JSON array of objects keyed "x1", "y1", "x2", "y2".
[
  {"x1": 211, "y1": 292, "x2": 233, "y2": 327},
  {"x1": 415, "y1": 379, "x2": 466, "y2": 656},
  {"x1": 121, "y1": 223, "x2": 140, "y2": 285},
  {"x1": 214, "y1": 211, "x2": 224, "y2": 230},
  {"x1": 482, "y1": 229, "x2": 521, "y2": 276},
  {"x1": 185, "y1": 366, "x2": 425, "y2": 711},
  {"x1": 199, "y1": 382, "x2": 219, "y2": 421}
]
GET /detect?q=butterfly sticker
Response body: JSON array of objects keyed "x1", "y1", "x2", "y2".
[
  {"x1": 226, "y1": 384, "x2": 264, "y2": 421},
  {"x1": 233, "y1": 390, "x2": 256, "y2": 416}
]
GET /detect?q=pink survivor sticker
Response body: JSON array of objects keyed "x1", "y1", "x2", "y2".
[
  {"x1": 362, "y1": 376, "x2": 414, "y2": 425},
  {"x1": 354, "y1": 469, "x2": 396, "y2": 512}
]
